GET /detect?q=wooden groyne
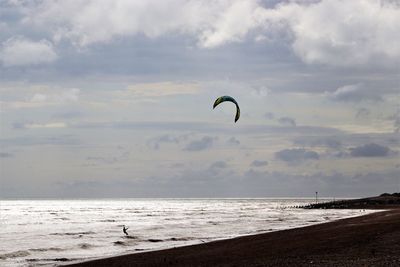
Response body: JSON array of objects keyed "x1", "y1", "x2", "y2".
[{"x1": 300, "y1": 193, "x2": 400, "y2": 209}]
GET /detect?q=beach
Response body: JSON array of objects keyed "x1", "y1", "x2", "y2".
[
  {"x1": 2, "y1": 198, "x2": 369, "y2": 266},
  {"x1": 3, "y1": 1, "x2": 399, "y2": 266},
  {"x1": 66, "y1": 207, "x2": 400, "y2": 267}
]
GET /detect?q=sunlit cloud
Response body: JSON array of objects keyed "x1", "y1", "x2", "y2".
[
  {"x1": 327, "y1": 84, "x2": 383, "y2": 103},
  {"x1": 0, "y1": 36, "x2": 57, "y2": 66},
  {"x1": 17, "y1": 122, "x2": 67, "y2": 129},
  {"x1": 1, "y1": 88, "x2": 80, "y2": 109}
]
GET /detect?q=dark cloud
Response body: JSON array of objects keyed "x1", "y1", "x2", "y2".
[
  {"x1": 170, "y1": 162, "x2": 185, "y2": 168},
  {"x1": 0, "y1": 152, "x2": 13, "y2": 158},
  {"x1": 251, "y1": 160, "x2": 268, "y2": 167},
  {"x1": 209, "y1": 161, "x2": 227, "y2": 169},
  {"x1": 278, "y1": 116, "x2": 296, "y2": 127},
  {"x1": 264, "y1": 112, "x2": 275, "y2": 120},
  {"x1": 147, "y1": 134, "x2": 187, "y2": 150},
  {"x1": 73, "y1": 121, "x2": 342, "y2": 136},
  {"x1": 264, "y1": 112, "x2": 296, "y2": 127},
  {"x1": 226, "y1": 136, "x2": 240, "y2": 146},
  {"x1": 48, "y1": 162, "x2": 232, "y2": 198},
  {"x1": 3, "y1": 163, "x2": 400, "y2": 198},
  {"x1": 183, "y1": 136, "x2": 214, "y2": 151},
  {"x1": 251, "y1": 170, "x2": 400, "y2": 197},
  {"x1": 275, "y1": 148, "x2": 319, "y2": 162},
  {"x1": 48, "y1": 168, "x2": 400, "y2": 198},
  {"x1": 292, "y1": 132, "x2": 400, "y2": 152},
  {"x1": 12, "y1": 122, "x2": 26, "y2": 129},
  {"x1": 355, "y1": 107, "x2": 370, "y2": 119},
  {"x1": 293, "y1": 137, "x2": 342, "y2": 149},
  {"x1": 350, "y1": 143, "x2": 392, "y2": 157}
]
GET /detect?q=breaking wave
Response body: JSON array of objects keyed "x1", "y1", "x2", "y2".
[
  {"x1": 0, "y1": 250, "x2": 30, "y2": 260},
  {"x1": 29, "y1": 247, "x2": 64, "y2": 252},
  {"x1": 113, "y1": 241, "x2": 127, "y2": 246},
  {"x1": 78, "y1": 243, "x2": 94, "y2": 249},
  {"x1": 50, "y1": 231, "x2": 95, "y2": 236}
]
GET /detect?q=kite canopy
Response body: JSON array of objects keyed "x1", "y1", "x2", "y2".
[{"x1": 213, "y1": 95, "x2": 240, "y2": 123}]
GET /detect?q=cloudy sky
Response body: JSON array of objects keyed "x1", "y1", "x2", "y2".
[{"x1": 1, "y1": 0, "x2": 399, "y2": 198}]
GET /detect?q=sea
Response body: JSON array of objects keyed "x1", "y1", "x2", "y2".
[{"x1": 0, "y1": 198, "x2": 375, "y2": 266}]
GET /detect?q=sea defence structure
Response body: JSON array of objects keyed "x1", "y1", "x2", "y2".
[{"x1": 302, "y1": 193, "x2": 400, "y2": 209}]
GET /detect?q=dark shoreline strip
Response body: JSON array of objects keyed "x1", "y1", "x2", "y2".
[{"x1": 65, "y1": 209, "x2": 400, "y2": 267}]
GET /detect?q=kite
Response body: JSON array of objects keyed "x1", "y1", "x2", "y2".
[{"x1": 213, "y1": 96, "x2": 240, "y2": 123}]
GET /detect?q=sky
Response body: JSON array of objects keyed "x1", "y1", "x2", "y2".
[{"x1": 0, "y1": 0, "x2": 399, "y2": 198}]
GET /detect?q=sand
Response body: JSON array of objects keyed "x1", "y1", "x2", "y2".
[{"x1": 65, "y1": 208, "x2": 400, "y2": 267}]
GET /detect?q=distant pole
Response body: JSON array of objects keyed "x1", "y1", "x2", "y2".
[
  {"x1": 398, "y1": 174, "x2": 400, "y2": 193},
  {"x1": 315, "y1": 191, "x2": 318, "y2": 204}
]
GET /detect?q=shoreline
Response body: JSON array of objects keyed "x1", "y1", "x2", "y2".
[
  {"x1": 61, "y1": 210, "x2": 375, "y2": 264},
  {"x1": 65, "y1": 207, "x2": 400, "y2": 267}
]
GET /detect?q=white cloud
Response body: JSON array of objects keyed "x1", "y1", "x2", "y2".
[
  {"x1": 29, "y1": 88, "x2": 80, "y2": 104},
  {"x1": 30, "y1": 93, "x2": 48, "y2": 102},
  {"x1": 11, "y1": 0, "x2": 400, "y2": 67},
  {"x1": 327, "y1": 84, "x2": 382, "y2": 102},
  {"x1": 1, "y1": 88, "x2": 80, "y2": 109},
  {"x1": 23, "y1": 0, "x2": 229, "y2": 46},
  {"x1": 0, "y1": 37, "x2": 58, "y2": 66},
  {"x1": 199, "y1": 1, "x2": 264, "y2": 48},
  {"x1": 21, "y1": 0, "x2": 265, "y2": 47},
  {"x1": 60, "y1": 88, "x2": 80, "y2": 102},
  {"x1": 268, "y1": 0, "x2": 400, "y2": 66},
  {"x1": 22, "y1": 122, "x2": 67, "y2": 129}
]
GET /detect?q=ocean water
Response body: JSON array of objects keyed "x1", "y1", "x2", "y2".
[{"x1": 0, "y1": 199, "x2": 374, "y2": 266}]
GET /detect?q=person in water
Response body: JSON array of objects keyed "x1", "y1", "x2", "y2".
[{"x1": 122, "y1": 225, "x2": 129, "y2": 236}]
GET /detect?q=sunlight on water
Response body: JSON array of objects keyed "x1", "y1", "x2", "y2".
[{"x1": 0, "y1": 199, "x2": 375, "y2": 266}]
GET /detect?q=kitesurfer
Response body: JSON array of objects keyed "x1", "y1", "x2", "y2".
[{"x1": 123, "y1": 225, "x2": 129, "y2": 236}]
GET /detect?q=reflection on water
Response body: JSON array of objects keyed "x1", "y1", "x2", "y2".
[{"x1": 0, "y1": 199, "x2": 373, "y2": 266}]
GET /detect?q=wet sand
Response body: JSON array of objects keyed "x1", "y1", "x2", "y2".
[{"x1": 66, "y1": 208, "x2": 400, "y2": 267}]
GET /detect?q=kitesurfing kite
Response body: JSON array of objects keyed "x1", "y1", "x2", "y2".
[{"x1": 213, "y1": 96, "x2": 240, "y2": 123}]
